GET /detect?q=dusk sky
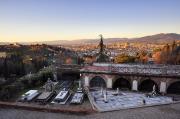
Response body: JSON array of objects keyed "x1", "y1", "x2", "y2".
[{"x1": 0, "y1": 0, "x2": 180, "y2": 42}]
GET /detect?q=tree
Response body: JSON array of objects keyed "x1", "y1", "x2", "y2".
[
  {"x1": 115, "y1": 54, "x2": 135, "y2": 63},
  {"x1": 136, "y1": 51, "x2": 148, "y2": 63},
  {"x1": 3, "y1": 57, "x2": 8, "y2": 80},
  {"x1": 158, "y1": 42, "x2": 180, "y2": 64}
]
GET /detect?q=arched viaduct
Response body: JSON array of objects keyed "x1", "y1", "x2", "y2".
[{"x1": 80, "y1": 63, "x2": 180, "y2": 94}]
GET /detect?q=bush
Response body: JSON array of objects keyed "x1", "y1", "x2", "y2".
[
  {"x1": 19, "y1": 67, "x2": 53, "y2": 88},
  {"x1": 0, "y1": 84, "x2": 20, "y2": 100}
]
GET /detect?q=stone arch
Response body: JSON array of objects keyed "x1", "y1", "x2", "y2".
[
  {"x1": 88, "y1": 74, "x2": 108, "y2": 81},
  {"x1": 61, "y1": 71, "x2": 80, "y2": 80},
  {"x1": 167, "y1": 81, "x2": 180, "y2": 94},
  {"x1": 166, "y1": 78, "x2": 180, "y2": 89},
  {"x1": 89, "y1": 76, "x2": 106, "y2": 88},
  {"x1": 112, "y1": 75, "x2": 132, "y2": 84},
  {"x1": 139, "y1": 77, "x2": 160, "y2": 85},
  {"x1": 138, "y1": 79, "x2": 159, "y2": 92},
  {"x1": 112, "y1": 77, "x2": 131, "y2": 90}
]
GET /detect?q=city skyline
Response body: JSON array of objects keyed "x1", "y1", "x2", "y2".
[{"x1": 0, "y1": 0, "x2": 180, "y2": 42}]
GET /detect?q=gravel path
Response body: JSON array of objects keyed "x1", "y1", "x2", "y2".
[{"x1": 0, "y1": 103, "x2": 180, "y2": 119}]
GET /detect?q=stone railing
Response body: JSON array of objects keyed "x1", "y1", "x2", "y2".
[
  {"x1": 81, "y1": 63, "x2": 180, "y2": 77},
  {"x1": 61, "y1": 64, "x2": 82, "y2": 68},
  {"x1": 109, "y1": 65, "x2": 180, "y2": 76}
]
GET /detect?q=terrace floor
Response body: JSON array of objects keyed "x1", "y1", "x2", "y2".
[{"x1": 89, "y1": 89, "x2": 174, "y2": 112}]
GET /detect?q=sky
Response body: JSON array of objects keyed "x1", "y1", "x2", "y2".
[{"x1": 0, "y1": 0, "x2": 180, "y2": 42}]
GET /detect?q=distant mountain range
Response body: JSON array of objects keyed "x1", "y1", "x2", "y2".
[
  {"x1": 129, "y1": 33, "x2": 180, "y2": 44},
  {"x1": 1, "y1": 33, "x2": 180, "y2": 45}
]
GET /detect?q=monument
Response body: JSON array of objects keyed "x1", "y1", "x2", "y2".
[
  {"x1": 96, "y1": 35, "x2": 110, "y2": 63},
  {"x1": 151, "y1": 85, "x2": 157, "y2": 96},
  {"x1": 53, "y1": 72, "x2": 58, "y2": 81},
  {"x1": 45, "y1": 78, "x2": 55, "y2": 92}
]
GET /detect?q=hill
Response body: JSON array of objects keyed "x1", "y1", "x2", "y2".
[
  {"x1": 1, "y1": 33, "x2": 180, "y2": 45},
  {"x1": 41, "y1": 33, "x2": 180, "y2": 45}
]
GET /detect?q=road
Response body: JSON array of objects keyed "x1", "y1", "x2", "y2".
[{"x1": 0, "y1": 103, "x2": 180, "y2": 119}]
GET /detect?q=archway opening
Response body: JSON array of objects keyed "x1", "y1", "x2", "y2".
[
  {"x1": 167, "y1": 81, "x2": 180, "y2": 94},
  {"x1": 90, "y1": 76, "x2": 106, "y2": 88},
  {"x1": 113, "y1": 78, "x2": 131, "y2": 90},
  {"x1": 139, "y1": 79, "x2": 158, "y2": 92}
]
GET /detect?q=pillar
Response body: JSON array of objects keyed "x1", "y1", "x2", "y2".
[
  {"x1": 132, "y1": 80, "x2": 138, "y2": 91},
  {"x1": 84, "y1": 76, "x2": 90, "y2": 87},
  {"x1": 160, "y1": 81, "x2": 167, "y2": 94},
  {"x1": 107, "y1": 78, "x2": 113, "y2": 88}
]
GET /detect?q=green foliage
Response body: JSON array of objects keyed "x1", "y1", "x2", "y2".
[
  {"x1": 0, "y1": 84, "x2": 20, "y2": 100},
  {"x1": 1, "y1": 52, "x2": 25, "y2": 78},
  {"x1": 0, "y1": 67, "x2": 53, "y2": 101}
]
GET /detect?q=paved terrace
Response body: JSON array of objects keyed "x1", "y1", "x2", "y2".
[
  {"x1": 80, "y1": 63, "x2": 180, "y2": 77},
  {"x1": 89, "y1": 90, "x2": 173, "y2": 112}
]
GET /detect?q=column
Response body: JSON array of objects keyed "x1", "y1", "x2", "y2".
[
  {"x1": 107, "y1": 78, "x2": 113, "y2": 89},
  {"x1": 160, "y1": 81, "x2": 167, "y2": 94},
  {"x1": 132, "y1": 80, "x2": 138, "y2": 91},
  {"x1": 84, "y1": 76, "x2": 90, "y2": 87}
]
